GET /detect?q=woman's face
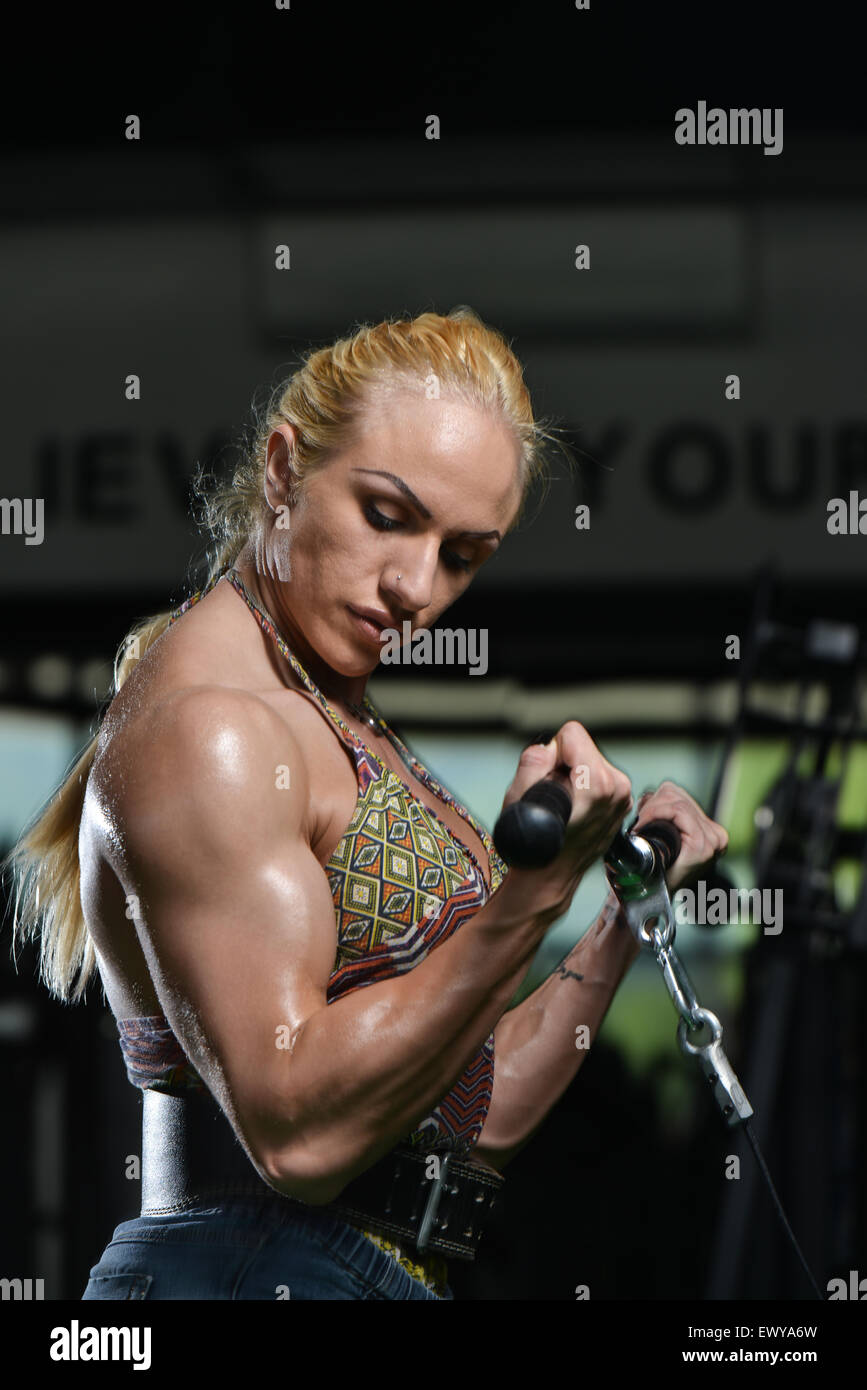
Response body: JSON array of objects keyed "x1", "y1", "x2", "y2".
[{"x1": 263, "y1": 391, "x2": 523, "y2": 678}]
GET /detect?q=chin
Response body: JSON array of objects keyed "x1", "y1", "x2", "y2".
[
  {"x1": 326, "y1": 639, "x2": 380, "y2": 679},
  {"x1": 336, "y1": 658, "x2": 376, "y2": 679}
]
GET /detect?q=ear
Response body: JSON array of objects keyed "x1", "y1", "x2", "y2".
[{"x1": 264, "y1": 424, "x2": 299, "y2": 512}]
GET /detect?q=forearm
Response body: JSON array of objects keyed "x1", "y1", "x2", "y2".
[
  {"x1": 270, "y1": 871, "x2": 562, "y2": 1193},
  {"x1": 475, "y1": 888, "x2": 640, "y2": 1165}
]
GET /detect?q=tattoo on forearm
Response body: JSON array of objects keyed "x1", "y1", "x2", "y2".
[
  {"x1": 551, "y1": 898, "x2": 627, "y2": 987},
  {"x1": 554, "y1": 963, "x2": 584, "y2": 982}
]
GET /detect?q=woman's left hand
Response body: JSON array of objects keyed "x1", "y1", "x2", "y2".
[{"x1": 630, "y1": 781, "x2": 729, "y2": 895}]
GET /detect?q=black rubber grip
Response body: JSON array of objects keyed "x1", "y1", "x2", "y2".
[
  {"x1": 493, "y1": 777, "x2": 571, "y2": 869},
  {"x1": 493, "y1": 776, "x2": 683, "y2": 875},
  {"x1": 633, "y1": 818, "x2": 682, "y2": 870}
]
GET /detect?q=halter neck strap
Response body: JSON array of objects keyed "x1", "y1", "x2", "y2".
[
  {"x1": 167, "y1": 563, "x2": 502, "y2": 884},
  {"x1": 168, "y1": 565, "x2": 384, "y2": 756}
]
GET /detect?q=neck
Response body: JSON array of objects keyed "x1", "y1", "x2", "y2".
[{"x1": 228, "y1": 560, "x2": 370, "y2": 710}]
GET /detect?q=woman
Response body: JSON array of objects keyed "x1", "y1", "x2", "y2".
[{"x1": 6, "y1": 307, "x2": 727, "y2": 1300}]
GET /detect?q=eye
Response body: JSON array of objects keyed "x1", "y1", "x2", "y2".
[
  {"x1": 364, "y1": 501, "x2": 474, "y2": 574},
  {"x1": 364, "y1": 501, "x2": 400, "y2": 531}
]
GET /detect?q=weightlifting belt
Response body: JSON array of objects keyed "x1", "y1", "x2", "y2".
[{"x1": 140, "y1": 1087, "x2": 503, "y2": 1261}]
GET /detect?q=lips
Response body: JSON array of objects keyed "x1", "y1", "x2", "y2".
[
  {"x1": 348, "y1": 605, "x2": 399, "y2": 630},
  {"x1": 347, "y1": 606, "x2": 396, "y2": 644}
]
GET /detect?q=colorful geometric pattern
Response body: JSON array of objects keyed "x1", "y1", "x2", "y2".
[{"x1": 117, "y1": 565, "x2": 509, "y2": 1161}]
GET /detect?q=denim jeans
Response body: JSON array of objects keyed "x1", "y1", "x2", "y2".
[{"x1": 81, "y1": 1193, "x2": 454, "y2": 1300}]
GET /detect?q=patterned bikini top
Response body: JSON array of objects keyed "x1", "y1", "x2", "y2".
[{"x1": 117, "y1": 564, "x2": 509, "y2": 1157}]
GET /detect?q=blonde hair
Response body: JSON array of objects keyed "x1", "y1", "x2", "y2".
[{"x1": 2, "y1": 306, "x2": 571, "y2": 1004}]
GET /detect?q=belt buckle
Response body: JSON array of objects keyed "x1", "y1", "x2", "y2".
[{"x1": 417, "y1": 1153, "x2": 451, "y2": 1254}]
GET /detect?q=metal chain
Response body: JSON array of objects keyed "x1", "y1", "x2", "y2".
[{"x1": 607, "y1": 862, "x2": 754, "y2": 1127}]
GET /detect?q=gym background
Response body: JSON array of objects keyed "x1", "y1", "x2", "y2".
[{"x1": 1, "y1": 1, "x2": 865, "y2": 1302}]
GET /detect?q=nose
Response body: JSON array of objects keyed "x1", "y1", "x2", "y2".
[{"x1": 382, "y1": 539, "x2": 439, "y2": 613}]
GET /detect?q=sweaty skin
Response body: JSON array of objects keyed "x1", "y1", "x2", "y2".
[{"x1": 79, "y1": 391, "x2": 728, "y2": 1201}]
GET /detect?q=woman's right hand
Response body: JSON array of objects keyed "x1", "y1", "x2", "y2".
[{"x1": 496, "y1": 722, "x2": 633, "y2": 923}]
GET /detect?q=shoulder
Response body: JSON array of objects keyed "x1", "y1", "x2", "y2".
[{"x1": 90, "y1": 685, "x2": 313, "y2": 864}]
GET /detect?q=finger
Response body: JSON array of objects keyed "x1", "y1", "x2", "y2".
[
  {"x1": 553, "y1": 720, "x2": 595, "y2": 770},
  {"x1": 502, "y1": 737, "x2": 561, "y2": 807}
]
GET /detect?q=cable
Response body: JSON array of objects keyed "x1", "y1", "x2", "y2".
[{"x1": 743, "y1": 1118, "x2": 825, "y2": 1300}]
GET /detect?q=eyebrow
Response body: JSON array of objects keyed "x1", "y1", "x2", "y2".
[{"x1": 352, "y1": 468, "x2": 502, "y2": 541}]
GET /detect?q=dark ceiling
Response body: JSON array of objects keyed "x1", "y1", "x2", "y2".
[{"x1": 2, "y1": 1, "x2": 861, "y2": 153}]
